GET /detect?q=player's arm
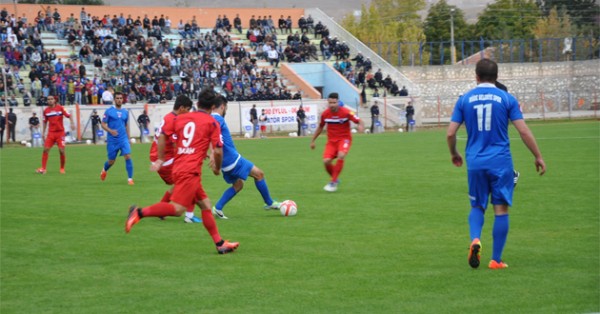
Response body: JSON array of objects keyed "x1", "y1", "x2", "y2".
[
  {"x1": 101, "y1": 120, "x2": 117, "y2": 136},
  {"x1": 67, "y1": 111, "x2": 75, "y2": 131},
  {"x1": 42, "y1": 119, "x2": 47, "y2": 140},
  {"x1": 512, "y1": 119, "x2": 546, "y2": 175},
  {"x1": 446, "y1": 121, "x2": 463, "y2": 167},
  {"x1": 211, "y1": 146, "x2": 222, "y2": 176},
  {"x1": 355, "y1": 118, "x2": 365, "y2": 133},
  {"x1": 150, "y1": 133, "x2": 168, "y2": 171},
  {"x1": 125, "y1": 117, "x2": 131, "y2": 139}
]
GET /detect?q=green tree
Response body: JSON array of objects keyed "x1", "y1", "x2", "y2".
[
  {"x1": 341, "y1": 0, "x2": 428, "y2": 66},
  {"x1": 475, "y1": 0, "x2": 540, "y2": 40},
  {"x1": 536, "y1": 0, "x2": 599, "y2": 34}
]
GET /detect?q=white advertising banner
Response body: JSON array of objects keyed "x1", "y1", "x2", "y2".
[{"x1": 241, "y1": 104, "x2": 319, "y2": 133}]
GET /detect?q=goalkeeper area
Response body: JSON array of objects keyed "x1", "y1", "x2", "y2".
[{"x1": 1, "y1": 120, "x2": 598, "y2": 313}]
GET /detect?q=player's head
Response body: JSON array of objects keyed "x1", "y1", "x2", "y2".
[
  {"x1": 47, "y1": 96, "x2": 55, "y2": 106},
  {"x1": 475, "y1": 59, "x2": 498, "y2": 83},
  {"x1": 213, "y1": 95, "x2": 228, "y2": 117},
  {"x1": 173, "y1": 95, "x2": 193, "y2": 114},
  {"x1": 327, "y1": 92, "x2": 340, "y2": 111},
  {"x1": 197, "y1": 88, "x2": 218, "y2": 111},
  {"x1": 114, "y1": 92, "x2": 124, "y2": 107}
]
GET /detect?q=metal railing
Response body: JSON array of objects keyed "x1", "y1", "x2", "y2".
[{"x1": 367, "y1": 37, "x2": 600, "y2": 66}]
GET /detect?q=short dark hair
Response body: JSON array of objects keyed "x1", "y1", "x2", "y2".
[
  {"x1": 173, "y1": 95, "x2": 193, "y2": 110},
  {"x1": 197, "y1": 88, "x2": 218, "y2": 110},
  {"x1": 214, "y1": 95, "x2": 227, "y2": 109},
  {"x1": 328, "y1": 92, "x2": 339, "y2": 99},
  {"x1": 475, "y1": 59, "x2": 498, "y2": 83},
  {"x1": 114, "y1": 91, "x2": 124, "y2": 97}
]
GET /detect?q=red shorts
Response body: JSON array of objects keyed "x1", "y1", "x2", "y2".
[
  {"x1": 323, "y1": 139, "x2": 352, "y2": 159},
  {"x1": 170, "y1": 173, "x2": 207, "y2": 208},
  {"x1": 157, "y1": 163, "x2": 174, "y2": 185},
  {"x1": 44, "y1": 132, "x2": 66, "y2": 149},
  {"x1": 260, "y1": 125, "x2": 267, "y2": 132}
]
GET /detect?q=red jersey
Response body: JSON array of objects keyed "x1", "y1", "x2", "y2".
[
  {"x1": 149, "y1": 112, "x2": 177, "y2": 163},
  {"x1": 319, "y1": 106, "x2": 360, "y2": 141},
  {"x1": 43, "y1": 105, "x2": 71, "y2": 133},
  {"x1": 171, "y1": 111, "x2": 223, "y2": 176}
]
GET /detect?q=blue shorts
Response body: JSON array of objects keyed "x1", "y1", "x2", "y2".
[
  {"x1": 222, "y1": 156, "x2": 254, "y2": 184},
  {"x1": 467, "y1": 167, "x2": 514, "y2": 210},
  {"x1": 107, "y1": 139, "x2": 131, "y2": 160}
]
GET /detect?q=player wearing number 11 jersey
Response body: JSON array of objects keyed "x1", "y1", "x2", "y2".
[
  {"x1": 447, "y1": 59, "x2": 546, "y2": 269},
  {"x1": 126, "y1": 91, "x2": 239, "y2": 254}
]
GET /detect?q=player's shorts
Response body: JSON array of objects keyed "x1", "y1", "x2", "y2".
[
  {"x1": 170, "y1": 173, "x2": 207, "y2": 208},
  {"x1": 44, "y1": 132, "x2": 66, "y2": 149},
  {"x1": 260, "y1": 125, "x2": 267, "y2": 132},
  {"x1": 157, "y1": 161, "x2": 174, "y2": 185},
  {"x1": 323, "y1": 139, "x2": 352, "y2": 160},
  {"x1": 222, "y1": 156, "x2": 254, "y2": 184},
  {"x1": 106, "y1": 139, "x2": 131, "y2": 160},
  {"x1": 467, "y1": 167, "x2": 514, "y2": 210}
]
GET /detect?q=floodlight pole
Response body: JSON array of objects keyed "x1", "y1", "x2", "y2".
[{"x1": 450, "y1": 8, "x2": 456, "y2": 65}]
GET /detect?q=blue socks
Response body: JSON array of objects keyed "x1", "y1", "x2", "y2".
[
  {"x1": 216, "y1": 187, "x2": 237, "y2": 210},
  {"x1": 255, "y1": 179, "x2": 273, "y2": 205},
  {"x1": 468, "y1": 207, "x2": 485, "y2": 241},
  {"x1": 492, "y1": 214, "x2": 509, "y2": 262},
  {"x1": 125, "y1": 158, "x2": 133, "y2": 179},
  {"x1": 103, "y1": 161, "x2": 112, "y2": 172}
]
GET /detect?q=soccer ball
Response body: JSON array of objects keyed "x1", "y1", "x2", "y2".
[
  {"x1": 86, "y1": 139, "x2": 92, "y2": 145},
  {"x1": 351, "y1": 128, "x2": 357, "y2": 133},
  {"x1": 130, "y1": 138, "x2": 137, "y2": 144},
  {"x1": 25, "y1": 142, "x2": 32, "y2": 148},
  {"x1": 244, "y1": 132, "x2": 251, "y2": 138},
  {"x1": 279, "y1": 200, "x2": 297, "y2": 217},
  {"x1": 398, "y1": 128, "x2": 404, "y2": 133}
]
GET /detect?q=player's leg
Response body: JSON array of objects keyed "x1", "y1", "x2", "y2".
[
  {"x1": 122, "y1": 141, "x2": 134, "y2": 184},
  {"x1": 37, "y1": 135, "x2": 54, "y2": 173},
  {"x1": 213, "y1": 178, "x2": 243, "y2": 219},
  {"x1": 330, "y1": 140, "x2": 352, "y2": 185},
  {"x1": 488, "y1": 168, "x2": 513, "y2": 269},
  {"x1": 249, "y1": 165, "x2": 279, "y2": 209},
  {"x1": 466, "y1": 169, "x2": 490, "y2": 269},
  {"x1": 197, "y1": 187, "x2": 239, "y2": 254},
  {"x1": 126, "y1": 200, "x2": 186, "y2": 233},
  {"x1": 57, "y1": 135, "x2": 67, "y2": 173},
  {"x1": 101, "y1": 143, "x2": 118, "y2": 180}
]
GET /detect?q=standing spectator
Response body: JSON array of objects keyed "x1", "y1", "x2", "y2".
[
  {"x1": 90, "y1": 109, "x2": 102, "y2": 144},
  {"x1": 267, "y1": 47, "x2": 279, "y2": 68},
  {"x1": 136, "y1": 110, "x2": 150, "y2": 143},
  {"x1": 36, "y1": 97, "x2": 75, "y2": 174},
  {"x1": 310, "y1": 92, "x2": 364, "y2": 192},
  {"x1": 405, "y1": 101, "x2": 415, "y2": 132},
  {"x1": 126, "y1": 91, "x2": 240, "y2": 255},
  {"x1": 370, "y1": 101, "x2": 380, "y2": 133},
  {"x1": 296, "y1": 104, "x2": 306, "y2": 136},
  {"x1": 7, "y1": 108, "x2": 17, "y2": 143},
  {"x1": 233, "y1": 14, "x2": 242, "y2": 34},
  {"x1": 29, "y1": 112, "x2": 41, "y2": 145},
  {"x1": 0, "y1": 111, "x2": 5, "y2": 148},
  {"x1": 259, "y1": 109, "x2": 268, "y2": 138},
  {"x1": 100, "y1": 92, "x2": 134, "y2": 185},
  {"x1": 102, "y1": 86, "x2": 114, "y2": 105},
  {"x1": 249, "y1": 104, "x2": 258, "y2": 138},
  {"x1": 446, "y1": 58, "x2": 546, "y2": 270}
]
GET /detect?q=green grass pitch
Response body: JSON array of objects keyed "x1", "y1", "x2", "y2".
[{"x1": 1, "y1": 120, "x2": 598, "y2": 313}]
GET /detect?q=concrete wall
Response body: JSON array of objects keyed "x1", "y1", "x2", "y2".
[{"x1": 400, "y1": 60, "x2": 600, "y2": 121}]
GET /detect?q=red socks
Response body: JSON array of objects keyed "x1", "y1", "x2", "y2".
[
  {"x1": 332, "y1": 159, "x2": 344, "y2": 182},
  {"x1": 201, "y1": 209, "x2": 222, "y2": 243},
  {"x1": 59, "y1": 153, "x2": 65, "y2": 169},
  {"x1": 141, "y1": 202, "x2": 177, "y2": 217},
  {"x1": 41, "y1": 152, "x2": 49, "y2": 169}
]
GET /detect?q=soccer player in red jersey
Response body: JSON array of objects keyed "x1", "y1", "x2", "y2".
[
  {"x1": 126, "y1": 90, "x2": 239, "y2": 254},
  {"x1": 149, "y1": 95, "x2": 202, "y2": 223},
  {"x1": 310, "y1": 92, "x2": 364, "y2": 192},
  {"x1": 36, "y1": 96, "x2": 75, "y2": 174}
]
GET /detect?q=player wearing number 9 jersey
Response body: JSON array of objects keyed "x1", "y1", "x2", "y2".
[
  {"x1": 126, "y1": 91, "x2": 239, "y2": 254},
  {"x1": 447, "y1": 59, "x2": 546, "y2": 269}
]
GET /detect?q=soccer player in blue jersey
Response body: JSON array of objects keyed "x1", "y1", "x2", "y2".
[
  {"x1": 100, "y1": 92, "x2": 135, "y2": 185},
  {"x1": 447, "y1": 59, "x2": 546, "y2": 270},
  {"x1": 210, "y1": 95, "x2": 280, "y2": 219}
]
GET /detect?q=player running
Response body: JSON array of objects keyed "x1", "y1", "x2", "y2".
[
  {"x1": 36, "y1": 96, "x2": 75, "y2": 174},
  {"x1": 149, "y1": 95, "x2": 202, "y2": 223},
  {"x1": 126, "y1": 89, "x2": 239, "y2": 255},
  {"x1": 99, "y1": 92, "x2": 134, "y2": 185},
  {"x1": 210, "y1": 95, "x2": 280, "y2": 219},
  {"x1": 310, "y1": 92, "x2": 364, "y2": 192}
]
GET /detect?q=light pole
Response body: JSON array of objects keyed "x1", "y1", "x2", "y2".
[{"x1": 450, "y1": 8, "x2": 456, "y2": 65}]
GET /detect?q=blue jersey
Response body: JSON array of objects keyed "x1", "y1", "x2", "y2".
[
  {"x1": 450, "y1": 83, "x2": 523, "y2": 170},
  {"x1": 102, "y1": 106, "x2": 129, "y2": 142},
  {"x1": 211, "y1": 113, "x2": 240, "y2": 171}
]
